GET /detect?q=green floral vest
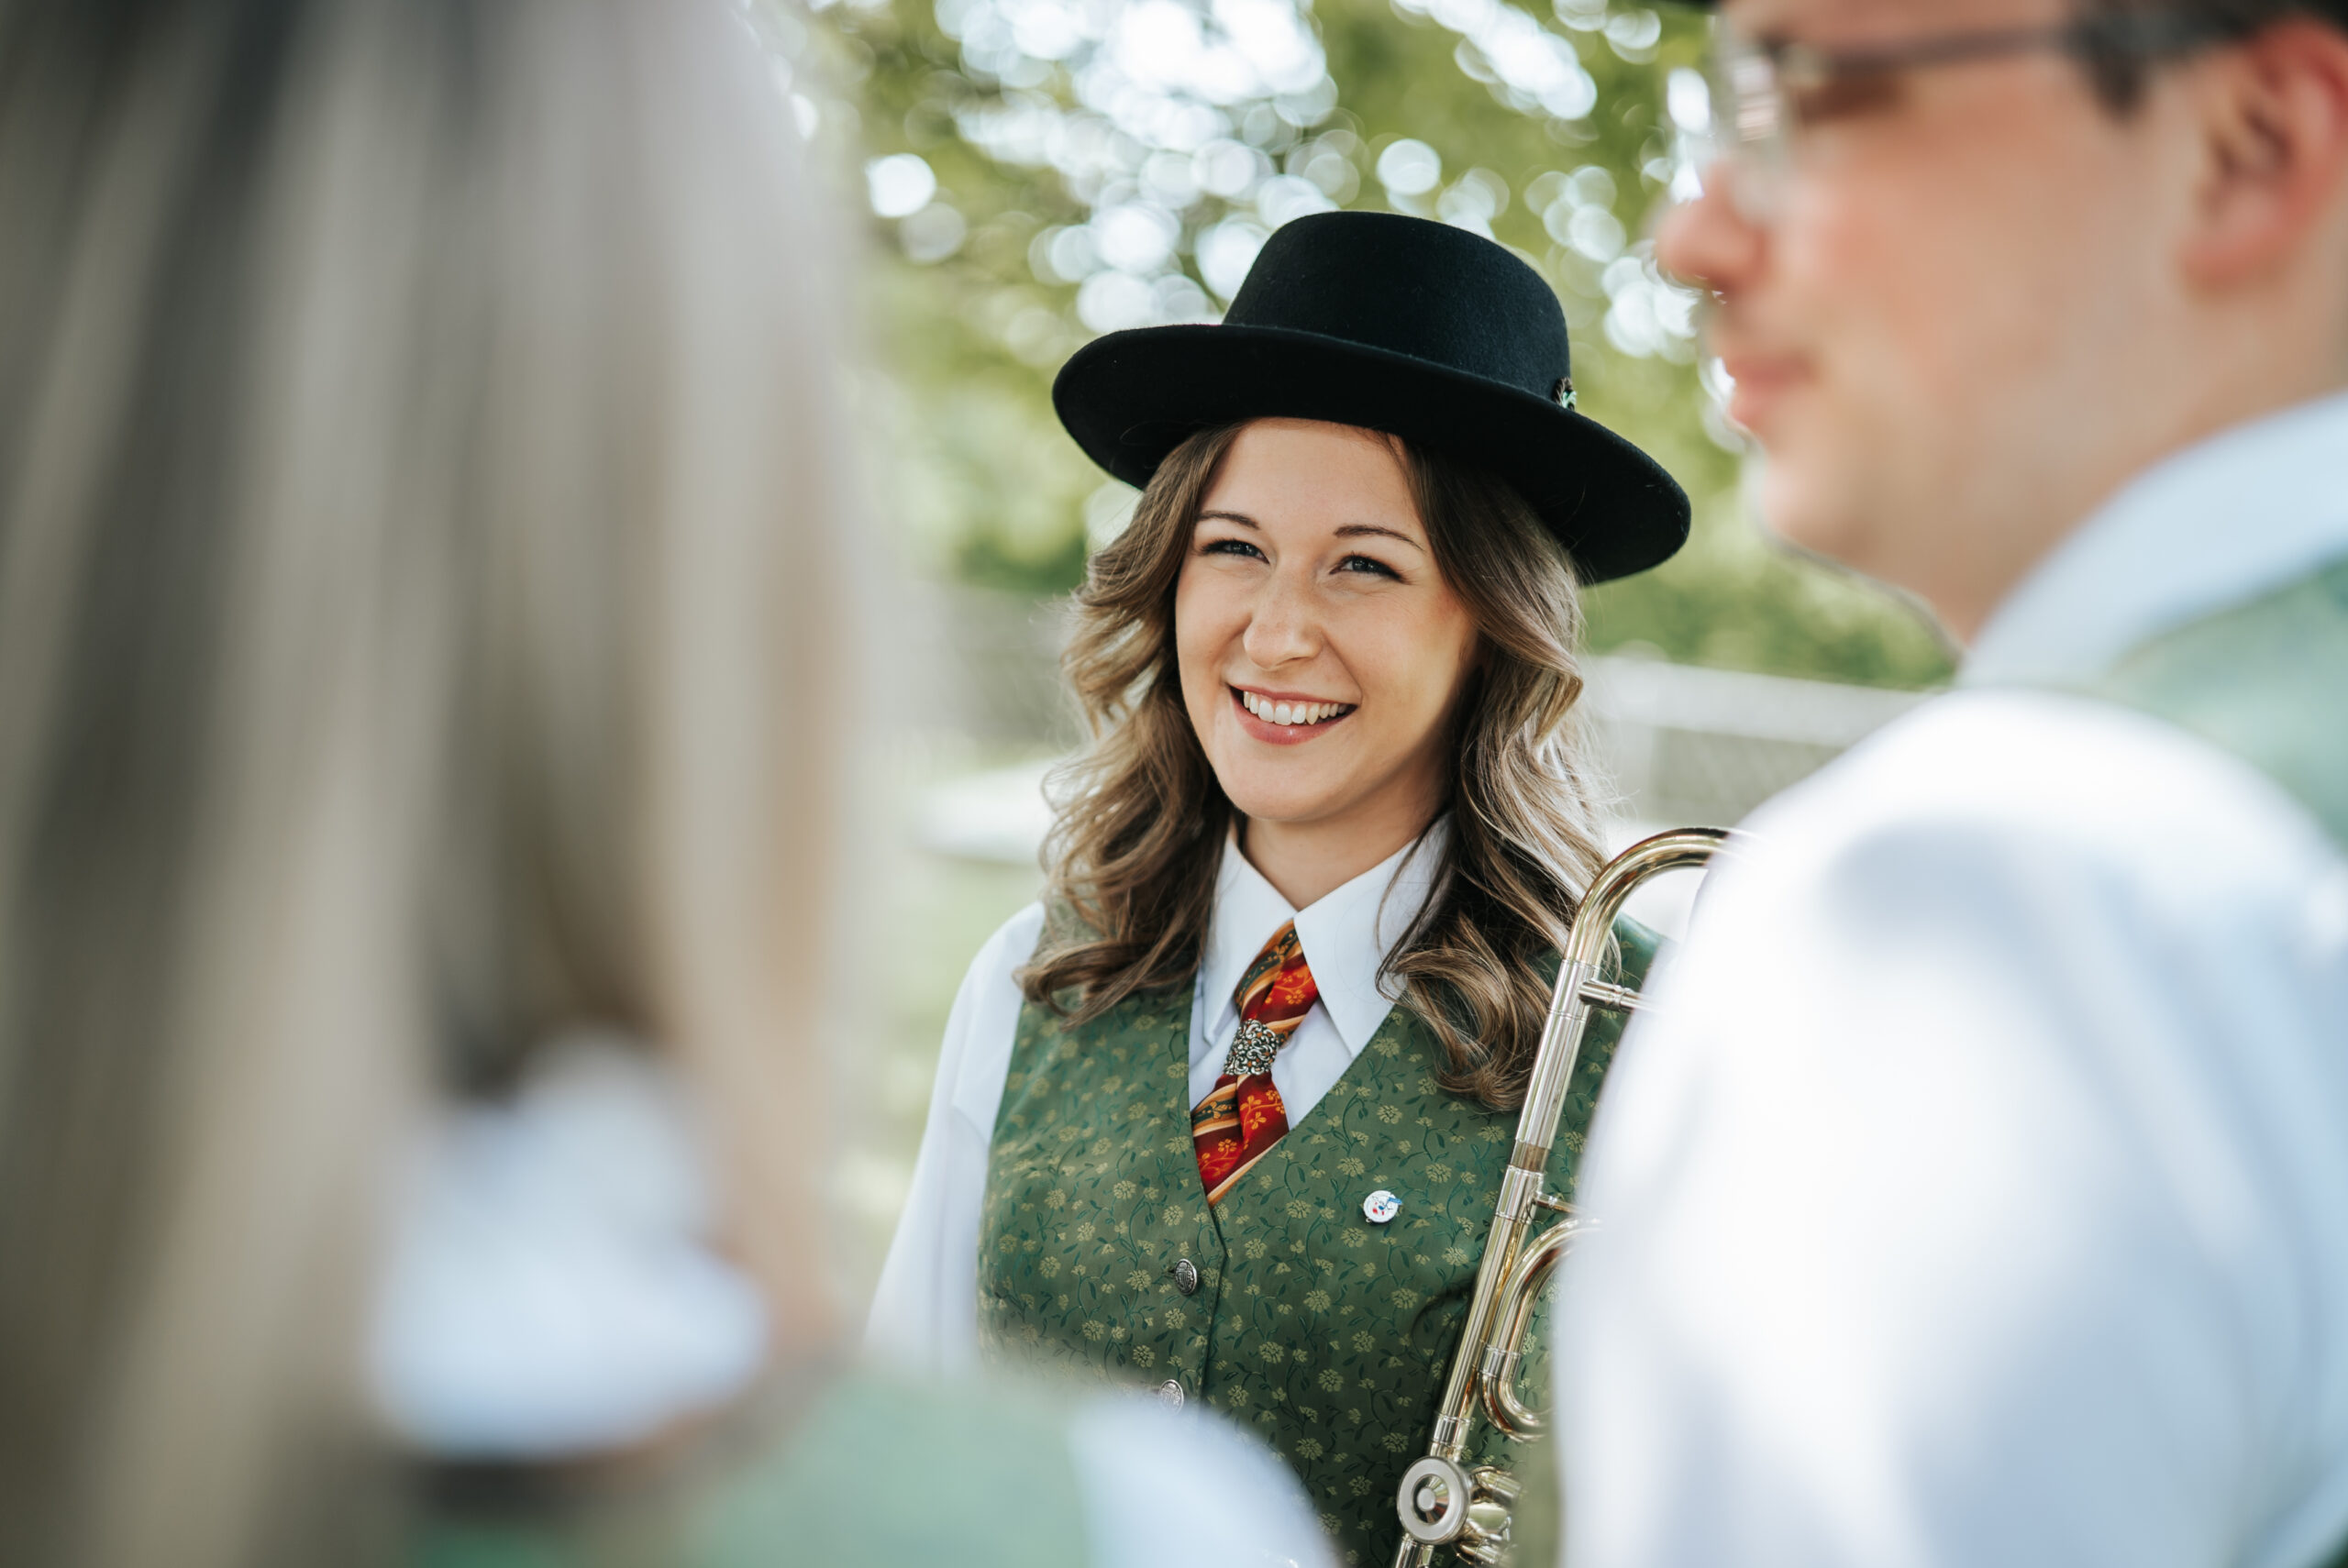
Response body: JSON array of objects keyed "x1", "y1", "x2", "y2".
[{"x1": 977, "y1": 923, "x2": 1656, "y2": 1566}]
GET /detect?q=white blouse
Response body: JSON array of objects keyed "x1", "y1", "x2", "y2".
[{"x1": 866, "y1": 819, "x2": 1451, "y2": 1372}]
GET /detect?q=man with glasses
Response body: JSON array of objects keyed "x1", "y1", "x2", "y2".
[{"x1": 1556, "y1": 3, "x2": 2348, "y2": 1566}]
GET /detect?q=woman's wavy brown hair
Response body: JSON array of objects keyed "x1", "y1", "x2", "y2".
[{"x1": 1023, "y1": 421, "x2": 1612, "y2": 1110}]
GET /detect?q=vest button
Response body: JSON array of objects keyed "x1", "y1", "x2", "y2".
[
  {"x1": 1157, "y1": 1379, "x2": 1185, "y2": 1408},
  {"x1": 1172, "y1": 1257, "x2": 1201, "y2": 1295}
]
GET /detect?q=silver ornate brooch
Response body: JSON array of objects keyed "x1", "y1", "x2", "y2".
[{"x1": 1224, "y1": 1018, "x2": 1287, "y2": 1077}]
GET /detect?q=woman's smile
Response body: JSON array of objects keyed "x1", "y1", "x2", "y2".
[{"x1": 1231, "y1": 685, "x2": 1357, "y2": 743}]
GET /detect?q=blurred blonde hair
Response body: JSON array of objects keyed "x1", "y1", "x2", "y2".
[
  {"x1": 1024, "y1": 424, "x2": 1612, "y2": 1110},
  {"x1": 0, "y1": 1, "x2": 851, "y2": 1563}
]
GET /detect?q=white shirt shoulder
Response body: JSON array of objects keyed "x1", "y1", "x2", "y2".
[
  {"x1": 865, "y1": 900, "x2": 1045, "y2": 1373},
  {"x1": 1561, "y1": 689, "x2": 2348, "y2": 1568}
]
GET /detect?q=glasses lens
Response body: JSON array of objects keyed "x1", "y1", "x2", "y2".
[
  {"x1": 1724, "y1": 48, "x2": 1783, "y2": 150},
  {"x1": 1670, "y1": 40, "x2": 1788, "y2": 222},
  {"x1": 1661, "y1": 64, "x2": 1719, "y2": 204}
]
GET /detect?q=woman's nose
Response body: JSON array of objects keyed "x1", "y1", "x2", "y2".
[{"x1": 1240, "y1": 573, "x2": 1320, "y2": 668}]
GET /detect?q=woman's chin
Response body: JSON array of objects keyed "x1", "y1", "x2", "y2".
[{"x1": 1218, "y1": 774, "x2": 1360, "y2": 832}]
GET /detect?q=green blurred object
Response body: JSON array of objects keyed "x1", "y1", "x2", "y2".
[
  {"x1": 2088, "y1": 554, "x2": 2348, "y2": 850},
  {"x1": 774, "y1": 0, "x2": 1953, "y2": 689},
  {"x1": 411, "y1": 1369, "x2": 1089, "y2": 1568}
]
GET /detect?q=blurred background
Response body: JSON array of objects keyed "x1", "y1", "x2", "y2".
[{"x1": 750, "y1": 0, "x2": 1958, "y2": 1296}]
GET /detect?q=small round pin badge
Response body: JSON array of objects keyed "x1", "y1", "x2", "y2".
[{"x1": 1362, "y1": 1189, "x2": 1401, "y2": 1224}]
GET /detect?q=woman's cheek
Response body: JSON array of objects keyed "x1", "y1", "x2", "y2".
[
  {"x1": 1340, "y1": 622, "x2": 1413, "y2": 724},
  {"x1": 1369, "y1": 624, "x2": 1462, "y2": 757},
  {"x1": 1171, "y1": 583, "x2": 1219, "y2": 705}
]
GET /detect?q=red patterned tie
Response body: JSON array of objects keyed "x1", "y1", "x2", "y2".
[{"x1": 1192, "y1": 921, "x2": 1320, "y2": 1204}]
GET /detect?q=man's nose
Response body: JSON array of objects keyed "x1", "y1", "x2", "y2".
[
  {"x1": 1656, "y1": 174, "x2": 1765, "y2": 298},
  {"x1": 1241, "y1": 570, "x2": 1321, "y2": 668}
]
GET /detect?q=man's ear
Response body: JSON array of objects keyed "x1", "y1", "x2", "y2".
[{"x1": 2181, "y1": 18, "x2": 2348, "y2": 287}]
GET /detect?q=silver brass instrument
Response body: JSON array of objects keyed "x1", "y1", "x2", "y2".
[{"x1": 1391, "y1": 827, "x2": 1728, "y2": 1567}]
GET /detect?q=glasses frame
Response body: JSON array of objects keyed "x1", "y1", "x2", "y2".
[
  {"x1": 1687, "y1": 9, "x2": 2254, "y2": 214},
  {"x1": 1762, "y1": 11, "x2": 2237, "y2": 97}
]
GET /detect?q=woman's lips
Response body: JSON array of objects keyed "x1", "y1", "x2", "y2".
[{"x1": 1230, "y1": 686, "x2": 1353, "y2": 746}]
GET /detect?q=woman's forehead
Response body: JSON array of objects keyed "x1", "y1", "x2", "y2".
[{"x1": 1202, "y1": 418, "x2": 1424, "y2": 539}]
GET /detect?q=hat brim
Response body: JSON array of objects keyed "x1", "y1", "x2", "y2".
[{"x1": 1053, "y1": 324, "x2": 1690, "y2": 585}]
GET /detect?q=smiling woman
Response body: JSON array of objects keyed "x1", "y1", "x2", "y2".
[
  {"x1": 1044, "y1": 413, "x2": 1632, "y2": 1111},
  {"x1": 869, "y1": 211, "x2": 1690, "y2": 1565},
  {"x1": 1179, "y1": 421, "x2": 1477, "y2": 901}
]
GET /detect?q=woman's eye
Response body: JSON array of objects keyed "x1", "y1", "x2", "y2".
[
  {"x1": 1337, "y1": 554, "x2": 1401, "y2": 580},
  {"x1": 1200, "y1": 537, "x2": 1266, "y2": 561}
]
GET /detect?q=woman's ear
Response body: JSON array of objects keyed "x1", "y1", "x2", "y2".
[{"x1": 2180, "y1": 19, "x2": 2348, "y2": 288}]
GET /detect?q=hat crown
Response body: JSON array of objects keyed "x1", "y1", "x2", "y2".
[
  {"x1": 1224, "y1": 211, "x2": 1571, "y2": 401},
  {"x1": 1047, "y1": 209, "x2": 1689, "y2": 584}
]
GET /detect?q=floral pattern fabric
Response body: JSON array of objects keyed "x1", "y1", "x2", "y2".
[{"x1": 978, "y1": 921, "x2": 1656, "y2": 1566}]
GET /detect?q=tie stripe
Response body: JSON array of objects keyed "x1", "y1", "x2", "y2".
[{"x1": 1192, "y1": 921, "x2": 1319, "y2": 1204}]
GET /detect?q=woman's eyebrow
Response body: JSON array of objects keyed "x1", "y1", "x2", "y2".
[
  {"x1": 1196, "y1": 511, "x2": 1426, "y2": 555},
  {"x1": 1336, "y1": 523, "x2": 1426, "y2": 553}
]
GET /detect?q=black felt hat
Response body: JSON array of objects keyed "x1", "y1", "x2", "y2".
[{"x1": 1052, "y1": 210, "x2": 1689, "y2": 584}]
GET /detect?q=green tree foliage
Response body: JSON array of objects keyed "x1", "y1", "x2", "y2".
[{"x1": 774, "y1": 0, "x2": 1953, "y2": 687}]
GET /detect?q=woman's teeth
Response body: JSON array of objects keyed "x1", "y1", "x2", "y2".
[{"x1": 1240, "y1": 691, "x2": 1353, "y2": 727}]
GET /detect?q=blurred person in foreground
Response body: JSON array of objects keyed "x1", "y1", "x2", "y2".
[
  {"x1": 0, "y1": 3, "x2": 1330, "y2": 1567},
  {"x1": 1554, "y1": 1, "x2": 2348, "y2": 1566}
]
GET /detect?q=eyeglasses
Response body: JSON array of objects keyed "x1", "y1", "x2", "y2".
[{"x1": 1675, "y1": 11, "x2": 2247, "y2": 220}]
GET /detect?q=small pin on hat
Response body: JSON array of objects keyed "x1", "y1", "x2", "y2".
[{"x1": 1362, "y1": 1190, "x2": 1401, "y2": 1224}]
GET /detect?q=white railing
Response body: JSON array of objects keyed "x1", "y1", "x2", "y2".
[
  {"x1": 916, "y1": 654, "x2": 1938, "y2": 867},
  {"x1": 1584, "y1": 656, "x2": 1930, "y2": 832}
]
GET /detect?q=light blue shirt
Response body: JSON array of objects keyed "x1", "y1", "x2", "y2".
[{"x1": 1561, "y1": 394, "x2": 2348, "y2": 1568}]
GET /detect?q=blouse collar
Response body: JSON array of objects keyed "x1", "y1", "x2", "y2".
[{"x1": 1199, "y1": 816, "x2": 1451, "y2": 1059}]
